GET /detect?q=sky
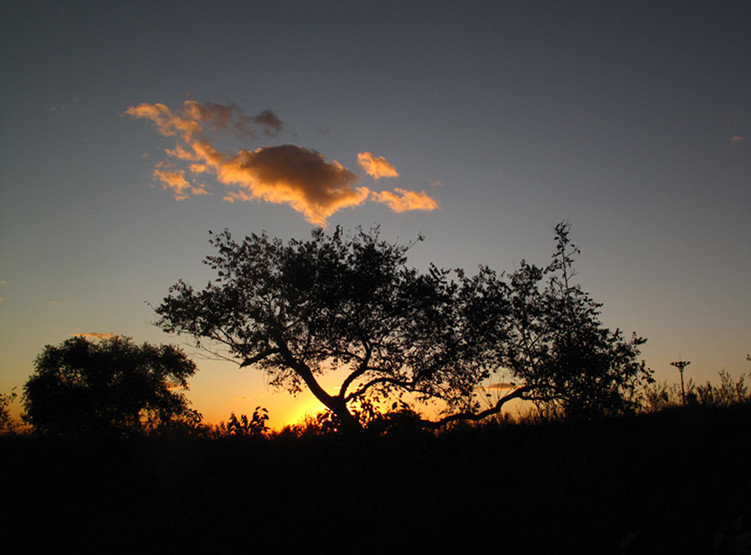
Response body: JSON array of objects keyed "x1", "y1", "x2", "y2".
[{"x1": 1, "y1": 1, "x2": 749, "y2": 429}]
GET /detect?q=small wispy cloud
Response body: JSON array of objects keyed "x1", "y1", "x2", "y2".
[
  {"x1": 357, "y1": 152, "x2": 399, "y2": 179},
  {"x1": 74, "y1": 332, "x2": 117, "y2": 340},
  {"x1": 371, "y1": 188, "x2": 441, "y2": 213},
  {"x1": 152, "y1": 161, "x2": 209, "y2": 200},
  {"x1": 484, "y1": 382, "x2": 517, "y2": 390},
  {"x1": 48, "y1": 95, "x2": 82, "y2": 113},
  {"x1": 731, "y1": 135, "x2": 744, "y2": 146},
  {"x1": 126, "y1": 100, "x2": 440, "y2": 225}
]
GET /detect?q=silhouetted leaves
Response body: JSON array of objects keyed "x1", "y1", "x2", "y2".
[
  {"x1": 0, "y1": 388, "x2": 17, "y2": 433},
  {"x1": 156, "y1": 222, "x2": 653, "y2": 429},
  {"x1": 156, "y1": 226, "x2": 495, "y2": 429},
  {"x1": 22, "y1": 336, "x2": 198, "y2": 436},
  {"x1": 498, "y1": 222, "x2": 654, "y2": 419},
  {"x1": 216, "y1": 407, "x2": 269, "y2": 437}
]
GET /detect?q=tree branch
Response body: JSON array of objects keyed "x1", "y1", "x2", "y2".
[
  {"x1": 421, "y1": 385, "x2": 536, "y2": 429},
  {"x1": 239, "y1": 348, "x2": 281, "y2": 367}
]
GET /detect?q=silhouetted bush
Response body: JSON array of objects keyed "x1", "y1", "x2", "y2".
[
  {"x1": 642, "y1": 370, "x2": 750, "y2": 411},
  {"x1": 0, "y1": 388, "x2": 18, "y2": 434},
  {"x1": 22, "y1": 335, "x2": 199, "y2": 436},
  {"x1": 214, "y1": 407, "x2": 269, "y2": 437}
]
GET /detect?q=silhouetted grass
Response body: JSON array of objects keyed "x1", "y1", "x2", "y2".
[{"x1": 2, "y1": 402, "x2": 749, "y2": 554}]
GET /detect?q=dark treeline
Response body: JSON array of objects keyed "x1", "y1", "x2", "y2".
[{"x1": 2, "y1": 401, "x2": 750, "y2": 554}]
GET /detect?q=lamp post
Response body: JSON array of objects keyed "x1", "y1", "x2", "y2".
[{"x1": 670, "y1": 359, "x2": 691, "y2": 406}]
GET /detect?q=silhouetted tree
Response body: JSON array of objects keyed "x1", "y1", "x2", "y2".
[
  {"x1": 155, "y1": 223, "x2": 652, "y2": 429},
  {"x1": 155, "y1": 226, "x2": 499, "y2": 430},
  {"x1": 423, "y1": 223, "x2": 652, "y2": 425},
  {"x1": 22, "y1": 336, "x2": 198, "y2": 435},
  {"x1": 498, "y1": 222, "x2": 653, "y2": 419}
]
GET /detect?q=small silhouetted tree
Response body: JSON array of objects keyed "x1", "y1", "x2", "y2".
[
  {"x1": 499, "y1": 222, "x2": 653, "y2": 419},
  {"x1": 428, "y1": 222, "x2": 652, "y2": 424},
  {"x1": 23, "y1": 336, "x2": 198, "y2": 435}
]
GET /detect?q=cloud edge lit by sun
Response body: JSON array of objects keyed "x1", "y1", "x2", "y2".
[{"x1": 125, "y1": 100, "x2": 440, "y2": 225}]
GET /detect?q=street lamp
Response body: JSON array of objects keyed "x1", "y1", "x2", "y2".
[{"x1": 670, "y1": 359, "x2": 691, "y2": 406}]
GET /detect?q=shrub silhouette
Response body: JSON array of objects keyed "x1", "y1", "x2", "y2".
[
  {"x1": 0, "y1": 388, "x2": 18, "y2": 434},
  {"x1": 643, "y1": 370, "x2": 750, "y2": 411},
  {"x1": 215, "y1": 407, "x2": 269, "y2": 437},
  {"x1": 22, "y1": 335, "x2": 198, "y2": 436}
]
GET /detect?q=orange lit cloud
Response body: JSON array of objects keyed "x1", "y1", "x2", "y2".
[
  {"x1": 731, "y1": 135, "x2": 744, "y2": 145},
  {"x1": 357, "y1": 152, "x2": 399, "y2": 179},
  {"x1": 125, "y1": 102, "x2": 202, "y2": 139},
  {"x1": 153, "y1": 161, "x2": 208, "y2": 200},
  {"x1": 484, "y1": 382, "x2": 517, "y2": 390},
  {"x1": 127, "y1": 100, "x2": 440, "y2": 224},
  {"x1": 372, "y1": 188, "x2": 441, "y2": 213},
  {"x1": 74, "y1": 332, "x2": 117, "y2": 339},
  {"x1": 219, "y1": 145, "x2": 370, "y2": 225},
  {"x1": 126, "y1": 101, "x2": 283, "y2": 142}
]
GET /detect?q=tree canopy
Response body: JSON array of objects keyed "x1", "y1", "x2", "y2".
[
  {"x1": 496, "y1": 223, "x2": 653, "y2": 419},
  {"x1": 155, "y1": 223, "x2": 652, "y2": 430},
  {"x1": 23, "y1": 335, "x2": 198, "y2": 435}
]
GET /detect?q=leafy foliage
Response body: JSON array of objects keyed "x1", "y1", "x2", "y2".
[
  {"x1": 0, "y1": 388, "x2": 18, "y2": 434},
  {"x1": 156, "y1": 222, "x2": 653, "y2": 429},
  {"x1": 643, "y1": 370, "x2": 750, "y2": 411},
  {"x1": 155, "y1": 226, "x2": 494, "y2": 429},
  {"x1": 497, "y1": 222, "x2": 654, "y2": 419},
  {"x1": 216, "y1": 407, "x2": 269, "y2": 437},
  {"x1": 22, "y1": 336, "x2": 198, "y2": 436}
]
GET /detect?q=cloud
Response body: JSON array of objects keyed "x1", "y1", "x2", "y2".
[
  {"x1": 125, "y1": 102, "x2": 202, "y2": 139},
  {"x1": 74, "y1": 333, "x2": 117, "y2": 340},
  {"x1": 484, "y1": 382, "x2": 518, "y2": 390},
  {"x1": 126, "y1": 100, "x2": 284, "y2": 141},
  {"x1": 731, "y1": 135, "x2": 744, "y2": 145},
  {"x1": 153, "y1": 161, "x2": 208, "y2": 200},
  {"x1": 219, "y1": 145, "x2": 370, "y2": 225},
  {"x1": 357, "y1": 152, "x2": 399, "y2": 179},
  {"x1": 372, "y1": 188, "x2": 441, "y2": 213},
  {"x1": 127, "y1": 100, "x2": 440, "y2": 224},
  {"x1": 48, "y1": 95, "x2": 82, "y2": 113},
  {"x1": 243, "y1": 109, "x2": 284, "y2": 137}
]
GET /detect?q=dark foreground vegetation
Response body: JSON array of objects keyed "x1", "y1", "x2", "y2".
[
  {"x1": 3, "y1": 223, "x2": 748, "y2": 553},
  {"x1": 3, "y1": 402, "x2": 749, "y2": 554}
]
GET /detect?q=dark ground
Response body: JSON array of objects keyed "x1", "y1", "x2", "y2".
[{"x1": 2, "y1": 402, "x2": 749, "y2": 554}]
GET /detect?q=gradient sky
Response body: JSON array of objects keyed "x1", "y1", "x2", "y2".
[{"x1": 2, "y1": 1, "x2": 749, "y2": 429}]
